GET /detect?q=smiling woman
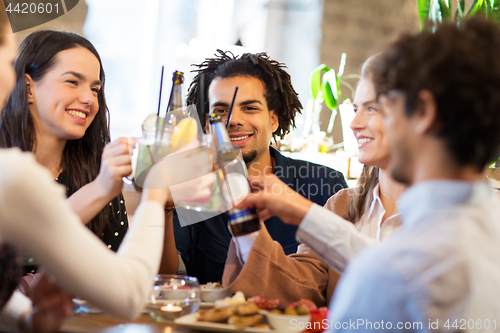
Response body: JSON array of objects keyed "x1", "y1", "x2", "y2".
[{"x1": 0, "y1": 30, "x2": 132, "y2": 268}]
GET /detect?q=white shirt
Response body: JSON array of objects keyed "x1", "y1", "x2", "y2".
[
  {"x1": 296, "y1": 184, "x2": 400, "y2": 272},
  {"x1": 0, "y1": 149, "x2": 165, "y2": 327},
  {"x1": 355, "y1": 183, "x2": 401, "y2": 241},
  {"x1": 327, "y1": 180, "x2": 500, "y2": 332}
]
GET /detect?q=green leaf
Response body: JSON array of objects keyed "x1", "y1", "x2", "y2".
[
  {"x1": 486, "y1": 0, "x2": 493, "y2": 17},
  {"x1": 430, "y1": 0, "x2": 442, "y2": 29},
  {"x1": 438, "y1": 0, "x2": 452, "y2": 20},
  {"x1": 456, "y1": 0, "x2": 465, "y2": 19},
  {"x1": 310, "y1": 64, "x2": 330, "y2": 100},
  {"x1": 467, "y1": 0, "x2": 485, "y2": 17},
  {"x1": 322, "y1": 69, "x2": 338, "y2": 110},
  {"x1": 492, "y1": 0, "x2": 500, "y2": 22},
  {"x1": 418, "y1": 0, "x2": 432, "y2": 30}
]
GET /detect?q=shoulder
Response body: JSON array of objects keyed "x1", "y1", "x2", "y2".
[
  {"x1": 324, "y1": 188, "x2": 355, "y2": 216},
  {"x1": 330, "y1": 245, "x2": 419, "y2": 323},
  {"x1": 0, "y1": 149, "x2": 47, "y2": 189},
  {"x1": 272, "y1": 148, "x2": 347, "y2": 184}
]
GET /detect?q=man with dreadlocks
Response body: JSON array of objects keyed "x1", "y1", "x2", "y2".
[{"x1": 170, "y1": 50, "x2": 347, "y2": 284}]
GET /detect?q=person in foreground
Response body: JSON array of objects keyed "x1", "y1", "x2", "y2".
[
  {"x1": 222, "y1": 54, "x2": 405, "y2": 306},
  {"x1": 325, "y1": 17, "x2": 500, "y2": 331},
  {"x1": 240, "y1": 17, "x2": 500, "y2": 332},
  {"x1": 170, "y1": 50, "x2": 348, "y2": 284},
  {"x1": 0, "y1": 15, "x2": 193, "y2": 333}
]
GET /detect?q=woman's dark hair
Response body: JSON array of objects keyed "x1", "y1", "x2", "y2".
[
  {"x1": 0, "y1": 30, "x2": 112, "y2": 237},
  {"x1": 345, "y1": 54, "x2": 384, "y2": 223},
  {"x1": 372, "y1": 17, "x2": 500, "y2": 169},
  {"x1": 186, "y1": 50, "x2": 302, "y2": 139}
]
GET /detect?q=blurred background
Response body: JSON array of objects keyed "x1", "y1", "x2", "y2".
[{"x1": 13, "y1": 0, "x2": 419, "y2": 144}]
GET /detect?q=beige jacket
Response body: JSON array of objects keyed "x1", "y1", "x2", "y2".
[{"x1": 222, "y1": 188, "x2": 354, "y2": 307}]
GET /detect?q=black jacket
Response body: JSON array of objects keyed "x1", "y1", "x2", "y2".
[{"x1": 173, "y1": 147, "x2": 347, "y2": 284}]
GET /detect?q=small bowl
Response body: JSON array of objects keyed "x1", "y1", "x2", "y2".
[
  {"x1": 262, "y1": 310, "x2": 310, "y2": 332},
  {"x1": 200, "y1": 289, "x2": 233, "y2": 302},
  {"x1": 147, "y1": 275, "x2": 200, "y2": 322}
]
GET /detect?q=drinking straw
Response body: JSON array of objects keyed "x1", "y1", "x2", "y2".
[
  {"x1": 226, "y1": 87, "x2": 238, "y2": 129},
  {"x1": 154, "y1": 66, "x2": 165, "y2": 144},
  {"x1": 199, "y1": 73, "x2": 205, "y2": 129}
]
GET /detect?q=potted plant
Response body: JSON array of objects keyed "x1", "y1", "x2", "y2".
[{"x1": 418, "y1": 0, "x2": 500, "y2": 31}]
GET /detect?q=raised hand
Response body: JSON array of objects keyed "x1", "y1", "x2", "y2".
[
  {"x1": 20, "y1": 274, "x2": 72, "y2": 333},
  {"x1": 94, "y1": 137, "x2": 134, "y2": 199},
  {"x1": 236, "y1": 174, "x2": 313, "y2": 226}
]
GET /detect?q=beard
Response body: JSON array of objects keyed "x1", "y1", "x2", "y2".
[
  {"x1": 242, "y1": 149, "x2": 258, "y2": 164},
  {"x1": 391, "y1": 166, "x2": 411, "y2": 186},
  {"x1": 390, "y1": 145, "x2": 413, "y2": 186}
]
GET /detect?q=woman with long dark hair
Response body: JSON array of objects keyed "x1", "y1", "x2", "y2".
[{"x1": 0, "y1": 30, "x2": 130, "y2": 257}]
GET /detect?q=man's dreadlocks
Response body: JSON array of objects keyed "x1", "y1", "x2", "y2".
[{"x1": 187, "y1": 49, "x2": 302, "y2": 139}]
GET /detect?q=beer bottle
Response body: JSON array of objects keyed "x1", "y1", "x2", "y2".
[
  {"x1": 157, "y1": 71, "x2": 188, "y2": 143},
  {"x1": 166, "y1": 70, "x2": 188, "y2": 125},
  {"x1": 209, "y1": 113, "x2": 260, "y2": 236},
  {"x1": 228, "y1": 208, "x2": 261, "y2": 236}
]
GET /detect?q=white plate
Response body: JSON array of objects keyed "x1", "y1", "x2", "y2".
[
  {"x1": 200, "y1": 302, "x2": 216, "y2": 308},
  {"x1": 173, "y1": 313, "x2": 297, "y2": 333}
]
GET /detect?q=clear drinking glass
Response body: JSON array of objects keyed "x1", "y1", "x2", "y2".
[
  {"x1": 124, "y1": 115, "x2": 174, "y2": 191},
  {"x1": 146, "y1": 275, "x2": 200, "y2": 322}
]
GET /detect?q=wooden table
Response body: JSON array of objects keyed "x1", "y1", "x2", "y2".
[{"x1": 59, "y1": 313, "x2": 195, "y2": 333}]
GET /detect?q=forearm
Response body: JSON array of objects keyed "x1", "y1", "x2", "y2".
[
  {"x1": 158, "y1": 210, "x2": 179, "y2": 274},
  {"x1": 223, "y1": 227, "x2": 330, "y2": 307},
  {"x1": 296, "y1": 204, "x2": 377, "y2": 272},
  {"x1": 0, "y1": 150, "x2": 167, "y2": 319},
  {"x1": 66, "y1": 181, "x2": 115, "y2": 224}
]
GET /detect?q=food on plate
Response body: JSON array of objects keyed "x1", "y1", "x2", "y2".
[
  {"x1": 200, "y1": 282, "x2": 233, "y2": 302},
  {"x1": 249, "y1": 295, "x2": 280, "y2": 310},
  {"x1": 250, "y1": 296, "x2": 317, "y2": 315},
  {"x1": 227, "y1": 314, "x2": 264, "y2": 329},
  {"x1": 305, "y1": 307, "x2": 329, "y2": 333},
  {"x1": 195, "y1": 295, "x2": 321, "y2": 330},
  {"x1": 198, "y1": 306, "x2": 235, "y2": 323},
  {"x1": 198, "y1": 301, "x2": 265, "y2": 329},
  {"x1": 214, "y1": 290, "x2": 246, "y2": 307},
  {"x1": 288, "y1": 299, "x2": 317, "y2": 312},
  {"x1": 235, "y1": 302, "x2": 259, "y2": 316},
  {"x1": 200, "y1": 282, "x2": 224, "y2": 290}
]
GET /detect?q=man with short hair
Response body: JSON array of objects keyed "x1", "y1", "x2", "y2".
[
  {"x1": 172, "y1": 51, "x2": 347, "y2": 284},
  {"x1": 326, "y1": 17, "x2": 500, "y2": 331}
]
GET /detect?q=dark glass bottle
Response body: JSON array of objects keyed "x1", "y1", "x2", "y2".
[
  {"x1": 209, "y1": 114, "x2": 259, "y2": 236},
  {"x1": 157, "y1": 71, "x2": 188, "y2": 143},
  {"x1": 228, "y1": 208, "x2": 261, "y2": 236},
  {"x1": 165, "y1": 71, "x2": 188, "y2": 126}
]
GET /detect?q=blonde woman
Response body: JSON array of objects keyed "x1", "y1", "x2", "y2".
[{"x1": 223, "y1": 54, "x2": 405, "y2": 306}]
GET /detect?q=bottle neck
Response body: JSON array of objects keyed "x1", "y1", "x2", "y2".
[
  {"x1": 210, "y1": 120, "x2": 233, "y2": 155},
  {"x1": 168, "y1": 84, "x2": 187, "y2": 115}
]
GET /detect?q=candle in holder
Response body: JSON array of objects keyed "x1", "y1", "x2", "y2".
[
  {"x1": 147, "y1": 275, "x2": 200, "y2": 322},
  {"x1": 161, "y1": 304, "x2": 182, "y2": 313}
]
